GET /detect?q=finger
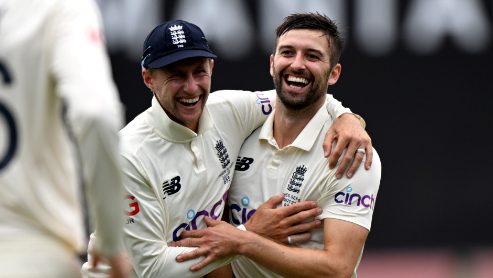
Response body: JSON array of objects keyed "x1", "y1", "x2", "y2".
[
  {"x1": 285, "y1": 219, "x2": 322, "y2": 236},
  {"x1": 259, "y1": 193, "x2": 284, "y2": 209},
  {"x1": 286, "y1": 207, "x2": 322, "y2": 226},
  {"x1": 346, "y1": 152, "x2": 364, "y2": 178},
  {"x1": 285, "y1": 207, "x2": 322, "y2": 226},
  {"x1": 322, "y1": 128, "x2": 337, "y2": 158},
  {"x1": 288, "y1": 232, "x2": 312, "y2": 244},
  {"x1": 179, "y1": 229, "x2": 205, "y2": 239},
  {"x1": 176, "y1": 247, "x2": 208, "y2": 262},
  {"x1": 278, "y1": 200, "x2": 317, "y2": 218},
  {"x1": 335, "y1": 136, "x2": 362, "y2": 179},
  {"x1": 204, "y1": 216, "x2": 223, "y2": 227},
  {"x1": 190, "y1": 256, "x2": 214, "y2": 272},
  {"x1": 172, "y1": 237, "x2": 202, "y2": 248},
  {"x1": 365, "y1": 141, "x2": 373, "y2": 170},
  {"x1": 328, "y1": 136, "x2": 347, "y2": 170}
]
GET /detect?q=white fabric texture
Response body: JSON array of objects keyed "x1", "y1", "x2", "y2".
[
  {"x1": 228, "y1": 99, "x2": 381, "y2": 278},
  {"x1": 82, "y1": 91, "x2": 352, "y2": 277},
  {"x1": 0, "y1": 0, "x2": 124, "y2": 267}
]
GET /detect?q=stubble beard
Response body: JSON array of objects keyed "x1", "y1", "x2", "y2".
[{"x1": 273, "y1": 67, "x2": 329, "y2": 112}]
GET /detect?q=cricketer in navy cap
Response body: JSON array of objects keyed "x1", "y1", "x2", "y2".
[{"x1": 141, "y1": 20, "x2": 217, "y2": 69}]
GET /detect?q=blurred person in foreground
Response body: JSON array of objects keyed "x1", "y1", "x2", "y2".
[
  {"x1": 0, "y1": 0, "x2": 130, "y2": 277},
  {"x1": 173, "y1": 13, "x2": 382, "y2": 278},
  {"x1": 82, "y1": 18, "x2": 372, "y2": 278}
]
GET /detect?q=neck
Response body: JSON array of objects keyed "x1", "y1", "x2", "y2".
[{"x1": 273, "y1": 97, "x2": 325, "y2": 149}]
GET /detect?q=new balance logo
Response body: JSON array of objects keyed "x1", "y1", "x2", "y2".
[
  {"x1": 163, "y1": 176, "x2": 181, "y2": 199},
  {"x1": 235, "y1": 157, "x2": 254, "y2": 171}
]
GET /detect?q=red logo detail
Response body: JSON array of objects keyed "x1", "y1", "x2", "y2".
[
  {"x1": 125, "y1": 195, "x2": 140, "y2": 216},
  {"x1": 87, "y1": 28, "x2": 103, "y2": 45}
]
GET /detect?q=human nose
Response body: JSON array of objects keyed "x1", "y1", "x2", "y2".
[
  {"x1": 291, "y1": 52, "x2": 306, "y2": 72},
  {"x1": 183, "y1": 73, "x2": 198, "y2": 93}
]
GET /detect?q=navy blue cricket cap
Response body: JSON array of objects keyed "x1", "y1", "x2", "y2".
[{"x1": 141, "y1": 20, "x2": 217, "y2": 69}]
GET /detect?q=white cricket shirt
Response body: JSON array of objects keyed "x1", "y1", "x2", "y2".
[
  {"x1": 82, "y1": 90, "x2": 353, "y2": 278},
  {"x1": 228, "y1": 99, "x2": 382, "y2": 278},
  {"x1": 0, "y1": 0, "x2": 124, "y2": 258},
  {"x1": 117, "y1": 90, "x2": 276, "y2": 278}
]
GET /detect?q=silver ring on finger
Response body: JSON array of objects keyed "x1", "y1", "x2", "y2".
[
  {"x1": 356, "y1": 149, "x2": 365, "y2": 154},
  {"x1": 288, "y1": 236, "x2": 292, "y2": 244}
]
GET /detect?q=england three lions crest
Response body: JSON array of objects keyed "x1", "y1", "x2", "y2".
[
  {"x1": 215, "y1": 140, "x2": 232, "y2": 184},
  {"x1": 287, "y1": 165, "x2": 307, "y2": 193},
  {"x1": 169, "y1": 25, "x2": 186, "y2": 46}
]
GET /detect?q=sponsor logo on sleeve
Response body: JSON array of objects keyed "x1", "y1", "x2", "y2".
[
  {"x1": 235, "y1": 156, "x2": 254, "y2": 171},
  {"x1": 255, "y1": 92, "x2": 272, "y2": 115},
  {"x1": 124, "y1": 195, "x2": 140, "y2": 224},
  {"x1": 229, "y1": 196, "x2": 256, "y2": 225},
  {"x1": 334, "y1": 187, "x2": 375, "y2": 210},
  {"x1": 173, "y1": 191, "x2": 228, "y2": 241},
  {"x1": 124, "y1": 195, "x2": 140, "y2": 216}
]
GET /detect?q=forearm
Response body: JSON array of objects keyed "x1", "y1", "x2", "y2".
[
  {"x1": 82, "y1": 235, "x2": 236, "y2": 278},
  {"x1": 81, "y1": 120, "x2": 124, "y2": 256},
  {"x1": 238, "y1": 232, "x2": 350, "y2": 278},
  {"x1": 126, "y1": 243, "x2": 238, "y2": 278}
]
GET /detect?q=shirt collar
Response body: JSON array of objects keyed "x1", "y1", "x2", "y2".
[
  {"x1": 145, "y1": 96, "x2": 214, "y2": 142},
  {"x1": 259, "y1": 100, "x2": 331, "y2": 152}
]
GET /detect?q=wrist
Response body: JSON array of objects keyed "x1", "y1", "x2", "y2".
[
  {"x1": 236, "y1": 230, "x2": 255, "y2": 256},
  {"x1": 339, "y1": 113, "x2": 366, "y2": 129},
  {"x1": 243, "y1": 222, "x2": 251, "y2": 232},
  {"x1": 352, "y1": 113, "x2": 366, "y2": 129}
]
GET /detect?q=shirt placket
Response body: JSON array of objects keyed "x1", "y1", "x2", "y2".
[{"x1": 190, "y1": 136, "x2": 206, "y2": 173}]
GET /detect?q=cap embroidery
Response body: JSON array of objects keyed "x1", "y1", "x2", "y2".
[{"x1": 169, "y1": 25, "x2": 186, "y2": 47}]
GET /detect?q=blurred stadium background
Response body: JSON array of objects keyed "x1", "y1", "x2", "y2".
[{"x1": 95, "y1": 0, "x2": 493, "y2": 277}]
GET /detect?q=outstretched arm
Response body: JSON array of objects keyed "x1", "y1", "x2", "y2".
[
  {"x1": 173, "y1": 151, "x2": 382, "y2": 276},
  {"x1": 174, "y1": 217, "x2": 367, "y2": 278}
]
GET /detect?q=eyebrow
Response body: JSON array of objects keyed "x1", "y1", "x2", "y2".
[{"x1": 277, "y1": 45, "x2": 326, "y2": 58}]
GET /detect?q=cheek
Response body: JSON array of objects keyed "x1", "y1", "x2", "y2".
[{"x1": 197, "y1": 77, "x2": 212, "y2": 90}]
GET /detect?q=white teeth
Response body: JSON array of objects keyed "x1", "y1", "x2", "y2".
[
  {"x1": 289, "y1": 85, "x2": 302, "y2": 89},
  {"x1": 179, "y1": 97, "x2": 199, "y2": 104},
  {"x1": 287, "y1": 76, "x2": 309, "y2": 84}
]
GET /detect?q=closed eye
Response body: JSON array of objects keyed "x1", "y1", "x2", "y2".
[
  {"x1": 281, "y1": 50, "x2": 294, "y2": 56},
  {"x1": 307, "y1": 54, "x2": 320, "y2": 60}
]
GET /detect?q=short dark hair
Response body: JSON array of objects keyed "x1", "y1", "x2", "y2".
[{"x1": 273, "y1": 12, "x2": 345, "y2": 69}]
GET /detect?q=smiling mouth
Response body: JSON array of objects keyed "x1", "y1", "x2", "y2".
[
  {"x1": 284, "y1": 75, "x2": 310, "y2": 89},
  {"x1": 178, "y1": 96, "x2": 200, "y2": 107}
]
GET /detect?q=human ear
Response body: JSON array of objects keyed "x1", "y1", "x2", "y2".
[
  {"x1": 327, "y1": 64, "x2": 341, "y2": 85},
  {"x1": 142, "y1": 68, "x2": 155, "y2": 91}
]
